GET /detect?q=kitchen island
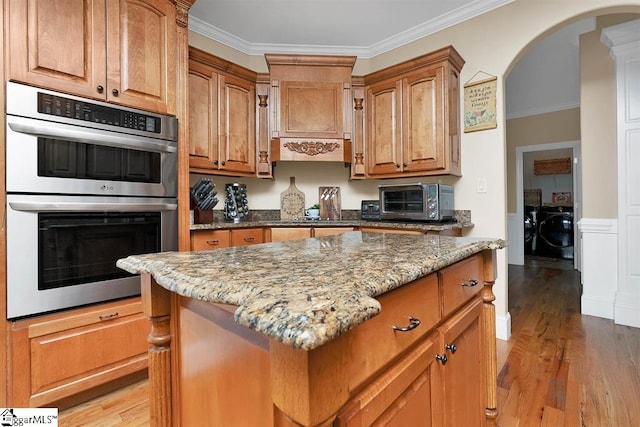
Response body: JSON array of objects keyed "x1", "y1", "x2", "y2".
[{"x1": 118, "y1": 231, "x2": 505, "y2": 426}]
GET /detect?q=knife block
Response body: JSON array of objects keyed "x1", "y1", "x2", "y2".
[{"x1": 191, "y1": 199, "x2": 214, "y2": 224}]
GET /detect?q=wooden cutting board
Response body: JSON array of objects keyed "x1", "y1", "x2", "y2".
[{"x1": 280, "y1": 177, "x2": 305, "y2": 220}]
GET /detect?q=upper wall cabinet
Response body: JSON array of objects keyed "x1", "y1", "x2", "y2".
[
  {"x1": 188, "y1": 47, "x2": 257, "y2": 177},
  {"x1": 362, "y1": 46, "x2": 465, "y2": 178},
  {"x1": 266, "y1": 54, "x2": 356, "y2": 163},
  {"x1": 6, "y1": 0, "x2": 177, "y2": 114}
]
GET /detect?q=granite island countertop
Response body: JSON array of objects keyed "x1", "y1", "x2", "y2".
[{"x1": 117, "y1": 231, "x2": 505, "y2": 350}]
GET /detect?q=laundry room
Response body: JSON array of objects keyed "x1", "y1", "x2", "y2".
[{"x1": 523, "y1": 148, "x2": 575, "y2": 263}]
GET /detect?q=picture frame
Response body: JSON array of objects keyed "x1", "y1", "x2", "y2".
[{"x1": 464, "y1": 76, "x2": 497, "y2": 132}]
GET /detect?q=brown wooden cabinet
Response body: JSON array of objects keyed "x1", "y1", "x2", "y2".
[
  {"x1": 230, "y1": 228, "x2": 264, "y2": 246},
  {"x1": 190, "y1": 228, "x2": 264, "y2": 249},
  {"x1": 435, "y1": 298, "x2": 484, "y2": 426},
  {"x1": 312, "y1": 227, "x2": 354, "y2": 237},
  {"x1": 188, "y1": 47, "x2": 257, "y2": 176},
  {"x1": 266, "y1": 54, "x2": 356, "y2": 163},
  {"x1": 363, "y1": 46, "x2": 464, "y2": 178},
  {"x1": 9, "y1": 298, "x2": 148, "y2": 408},
  {"x1": 159, "y1": 250, "x2": 496, "y2": 425},
  {"x1": 6, "y1": 0, "x2": 177, "y2": 114},
  {"x1": 269, "y1": 227, "x2": 312, "y2": 242},
  {"x1": 190, "y1": 229, "x2": 231, "y2": 251}
]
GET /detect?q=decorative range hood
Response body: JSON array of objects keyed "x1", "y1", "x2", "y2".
[{"x1": 265, "y1": 53, "x2": 356, "y2": 163}]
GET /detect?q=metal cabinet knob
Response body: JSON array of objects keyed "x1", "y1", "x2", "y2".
[
  {"x1": 96, "y1": 85, "x2": 104, "y2": 93},
  {"x1": 112, "y1": 88, "x2": 119, "y2": 96}
]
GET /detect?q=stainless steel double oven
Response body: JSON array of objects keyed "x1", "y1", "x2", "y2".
[{"x1": 6, "y1": 82, "x2": 178, "y2": 319}]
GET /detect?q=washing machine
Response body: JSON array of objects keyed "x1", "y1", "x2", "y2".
[
  {"x1": 523, "y1": 205, "x2": 538, "y2": 255},
  {"x1": 537, "y1": 206, "x2": 574, "y2": 259}
]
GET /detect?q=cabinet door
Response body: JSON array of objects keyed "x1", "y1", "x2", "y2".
[
  {"x1": 436, "y1": 298, "x2": 484, "y2": 426},
  {"x1": 7, "y1": 0, "x2": 107, "y2": 99},
  {"x1": 403, "y1": 67, "x2": 445, "y2": 173},
  {"x1": 219, "y1": 74, "x2": 256, "y2": 174},
  {"x1": 188, "y1": 62, "x2": 219, "y2": 170},
  {"x1": 337, "y1": 336, "x2": 437, "y2": 426},
  {"x1": 106, "y1": 0, "x2": 176, "y2": 114},
  {"x1": 366, "y1": 79, "x2": 402, "y2": 176}
]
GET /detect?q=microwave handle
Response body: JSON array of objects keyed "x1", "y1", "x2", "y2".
[
  {"x1": 7, "y1": 117, "x2": 177, "y2": 154},
  {"x1": 9, "y1": 201, "x2": 178, "y2": 212}
]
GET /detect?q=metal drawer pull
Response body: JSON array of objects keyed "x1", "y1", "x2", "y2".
[
  {"x1": 393, "y1": 316, "x2": 421, "y2": 332},
  {"x1": 99, "y1": 312, "x2": 119, "y2": 321},
  {"x1": 244, "y1": 237, "x2": 255, "y2": 242},
  {"x1": 461, "y1": 279, "x2": 479, "y2": 287},
  {"x1": 445, "y1": 343, "x2": 457, "y2": 354},
  {"x1": 206, "y1": 240, "x2": 220, "y2": 245}
]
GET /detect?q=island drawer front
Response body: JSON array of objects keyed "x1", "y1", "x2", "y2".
[
  {"x1": 191, "y1": 230, "x2": 231, "y2": 250},
  {"x1": 440, "y1": 253, "x2": 483, "y2": 317},
  {"x1": 348, "y1": 273, "x2": 440, "y2": 390},
  {"x1": 231, "y1": 228, "x2": 264, "y2": 246}
]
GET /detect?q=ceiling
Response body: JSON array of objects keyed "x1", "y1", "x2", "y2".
[{"x1": 188, "y1": 0, "x2": 515, "y2": 57}]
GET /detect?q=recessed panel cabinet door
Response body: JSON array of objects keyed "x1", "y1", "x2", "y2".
[
  {"x1": 366, "y1": 78, "x2": 402, "y2": 176},
  {"x1": 219, "y1": 74, "x2": 256, "y2": 174},
  {"x1": 7, "y1": 0, "x2": 107, "y2": 99},
  {"x1": 436, "y1": 298, "x2": 484, "y2": 426},
  {"x1": 403, "y1": 67, "x2": 445, "y2": 172},
  {"x1": 106, "y1": 0, "x2": 176, "y2": 114},
  {"x1": 188, "y1": 64, "x2": 218, "y2": 170}
]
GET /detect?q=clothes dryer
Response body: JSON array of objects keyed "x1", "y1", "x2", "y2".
[{"x1": 537, "y1": 206, "x2": 574, "y2": 259}]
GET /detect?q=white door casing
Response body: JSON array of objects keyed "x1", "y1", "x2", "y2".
[{"x1": 602, "y1": 19, "x2": 640, "y2": 328}]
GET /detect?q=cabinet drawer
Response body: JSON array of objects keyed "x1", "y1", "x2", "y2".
[
  {"x1": 231, "y1": 228, "x2": 264, "y2": 246},
  {"x1": 348, "y1": 273, "x2": 440, "y2": 389},
  {"x1": 191, "y1": 230, "x2": 231, "y2": 251},
  {"x1": 30, "y1": 313, "x2": 148, "y2": 394},
  {"x1": 312, "y1": 227, "x2": 354, "y2": 237},
  {"x1": 269, "y1": 227, "x2": 311, "y2": 242},
  {"x1": 440, "y1": 254, "x2": 483, "y2": 317}
]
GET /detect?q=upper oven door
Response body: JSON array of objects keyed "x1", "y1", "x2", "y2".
[{"x1": 6, "y1": 114, "x2": 177, "y2": 197}]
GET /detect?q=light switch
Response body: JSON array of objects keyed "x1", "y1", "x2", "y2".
[{"x1": 476, "y1": 178, "x2": 487, "y2": 193}]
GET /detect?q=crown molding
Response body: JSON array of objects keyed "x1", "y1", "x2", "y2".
[{"x1": 189, "y1": 0, "x2": 514, "y2": 58}]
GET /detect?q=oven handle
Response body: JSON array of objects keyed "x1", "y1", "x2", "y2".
[
  {"x1": 9, "y1": 201, "x2": 178, "y2": 212},
  {"x1": 7, "y1": 117, "x2": 177, "y2": 154}
]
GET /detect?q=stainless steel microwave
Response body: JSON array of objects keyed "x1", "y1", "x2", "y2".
[{"x1": 378, "y1": 183, "x2": 455, "y2": 222}]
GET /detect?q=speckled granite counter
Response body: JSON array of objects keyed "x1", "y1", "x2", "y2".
[
  {"x1": 118, "y1": 231, "x2": 505, "y2": 350},
  {"x1": 189, "y1": 209, "x2": 473, "y2": 233}
]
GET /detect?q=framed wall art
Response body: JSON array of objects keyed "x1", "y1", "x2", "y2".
[{"x1": 464, "y1": 74, "x2": 497, "y2": 132}]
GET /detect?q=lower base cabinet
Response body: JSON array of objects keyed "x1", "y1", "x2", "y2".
[
  {"x1": 164, "y1": 251, "x2": 495, "y2": 426},
  {"x1": 9, "y1": 298, "x2": 148, "y2": 408}
]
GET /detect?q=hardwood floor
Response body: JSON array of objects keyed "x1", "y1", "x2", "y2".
[
  {"x1": 58, "y1": 262, "x2": 640, "y2": 426},
  {"x1": 497, "y1": 262, "x2": 640, "y2": 426}
]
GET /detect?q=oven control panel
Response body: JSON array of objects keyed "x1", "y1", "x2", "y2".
[{"x1": 38, "y1": 92, "x2": 161, "y2": 133}]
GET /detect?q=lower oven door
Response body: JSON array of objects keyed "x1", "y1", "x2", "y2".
[{"x1": 6, "y1": 194, "x2": 177, "y2": 319}]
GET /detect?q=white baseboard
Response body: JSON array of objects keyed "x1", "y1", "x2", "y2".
[
  {"x1": 507, "y1": 213, "x2": 523, "y2": 266},
  {"x1": 577, "y1": 218, "x2": 618, "y2": 320},
  {"x1": 615, "y1": 293, "x2": 640, "y2": 328},
  {"x1": 582, "y1": 295, "x2": 615, "y2": 319},
  {"x1": 495, "y1": 312, "x2": 511, "y2": 341}
]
